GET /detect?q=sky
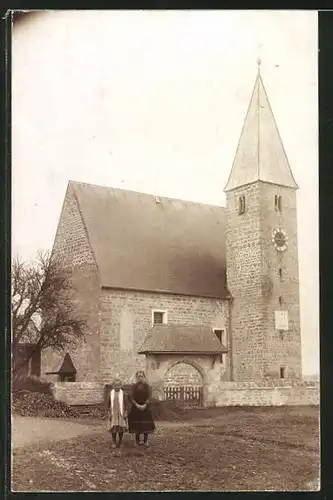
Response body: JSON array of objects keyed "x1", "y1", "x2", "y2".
[{"x1": 12, "y1": 10, "x2": 319, "y2": 375}]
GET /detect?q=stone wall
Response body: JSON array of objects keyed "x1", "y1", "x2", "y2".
[
  {"x1": 226, "y1": 183, "x2": 265, "y2": 381},
  {"x1": 52, "y1": 382, "x2": 104, "y2": 405},
  {"x1": 164, "y1": 362, "x2": 203, "y2": 386},
  {"x1": 259, "y1": 183, "x2": 302, "y2": 380},
  {"x1": 51, "y1": 379, "x2": 319, "y2": 407},
  {"x1": 100, "y1": 289, "x2": 230, "y2": 384},
  {"x1": 42, "y1": 185, "x2": 102, "y2": 382},
  {"x1": 226, "y1": 181, "x2": 302, "y2": 381},
  {"x1": 210, "y1": 381, "x2": 319, "y2": 407}
]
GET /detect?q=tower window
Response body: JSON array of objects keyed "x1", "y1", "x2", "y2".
[
  {"x1": 279, "y1": 268, "x2": 283, "y2": 279},
  {"x1": 238, "y1": 196, "x2": 246, "y2": 215},
  {"x1": 275, "y1": 195, "x2": 282, "y2": 212},
  {"x1": 280, "y1": 367, "x2": 286, "y2": 379},
  {"x1": 278, "y1": 296, "x2": 283, "y2": 306}
]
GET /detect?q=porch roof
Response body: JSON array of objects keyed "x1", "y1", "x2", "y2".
[{"x1": 138, "y1": 325, "x2": 228, "y2": 354}]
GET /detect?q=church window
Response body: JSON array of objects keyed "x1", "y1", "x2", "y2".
[
  {"x1": 278, "y1": 296, "x2": 283, "y2": 306},
  {"x1": 238, "y1": 196, "x2": 246, "y2": 215},
  {"x1": 280, "y1": 367, "x2": 285, "y2": 379},
  {"x1": 152, "y1": 309, "x2": 167, "y2": 325},
  {"x1": 275, "y1": 195, "x2": 282, "y2": 212},
  {"x1": 279, "y1": 268, "x2": 283, "y2": 279}
]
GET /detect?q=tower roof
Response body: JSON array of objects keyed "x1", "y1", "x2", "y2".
[{"x1": 224, "y1": 70, "x2": 298, "y2": 192}]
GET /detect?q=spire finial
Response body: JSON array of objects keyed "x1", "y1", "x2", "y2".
[{"x1": 257, "y1": 57, "x2": 262, "y2": 74}]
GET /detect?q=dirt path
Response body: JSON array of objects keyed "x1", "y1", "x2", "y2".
[
  {"x1": 11, "y1": 416, "x2": 196, "y2": 450},
  {"x1": 11, "y1": 408, "x2": 320, "y2": 492},
  {"x1": 12, "y1": 415, "x2": 320, "y2": 492},
  {"x1": 12, "y1": 416, "x2": 104, "y2": 449}
]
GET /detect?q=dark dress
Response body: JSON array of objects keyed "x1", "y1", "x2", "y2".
[{"x1": 128, "y1": 382, "x2": 156, "y2": 434}]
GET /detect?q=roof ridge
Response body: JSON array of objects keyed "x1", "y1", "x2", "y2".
[
  {"x1": 68, "y1": 180, "x2": 225, "y2": 210},
  {"x1": 62, "y1": 178, "x2": 229, "y2": 298}
]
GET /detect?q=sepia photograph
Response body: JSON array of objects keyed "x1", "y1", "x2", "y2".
[{"x1": 11, "y1": 10, "x2": 319, "y2": 492}]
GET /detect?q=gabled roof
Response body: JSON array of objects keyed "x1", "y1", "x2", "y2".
[
  {"x1": 58, "y1": 353, "x2": 77, "y2": 374},
  {"x1": 69, "y1": 181, "x2": 229, "y2": 298},
  {"x1": 45, "y1": 353, "x2": 77, "y2": 375},
  {"x1": 138, "y1": 325, "x2": 228, "y2": 354},
  {"x1": 224, "y1": 71, "x2": 298, "y2": 192}
]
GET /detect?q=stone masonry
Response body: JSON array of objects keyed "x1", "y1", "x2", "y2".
[
  {"x1": 164, "y1": 363, "x2": 203, "y2": 386},
  {"x1": 99, "y1": 288, "x2": 230, "y2": 384},
  {"x1": 226, "y1": 182, "x2": 301, "y2": 381},
  {"x1": 42, "y1": 184, "x2": 231, "y2": 390},
  {"x1": 42, "y1": 185, "x2": 101, "y2": 382}
]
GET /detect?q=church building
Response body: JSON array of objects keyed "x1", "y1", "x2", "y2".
[{"x1": 42, "y1": 68, "x2": 302, "y2": 406}]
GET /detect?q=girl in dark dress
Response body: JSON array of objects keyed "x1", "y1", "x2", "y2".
[{"x1": 128, "y1": 370, "x2": 155, "y2": 447}]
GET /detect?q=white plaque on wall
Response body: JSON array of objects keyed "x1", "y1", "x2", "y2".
[{"x1": 275, "y1": 310, "x2": 289, "y2": 331}]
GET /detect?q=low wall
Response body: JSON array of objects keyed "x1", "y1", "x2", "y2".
[
  {"x1": 52, "y1": 382, "x2": 104, "y2": 405},
  {"x1": 209, "y1": 381, "x2": 319, "y2": 407},
  {"x1": 51, "y1": 379, "x2": 320, "y2": 407}
]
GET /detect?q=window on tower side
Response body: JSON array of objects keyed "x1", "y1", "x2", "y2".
[
  {"x1": 238, "y1": 196, "x2": 246, "y2": 215},
  {"x1": 275, "y1": 195, "x2": 282, "y2": 212}
]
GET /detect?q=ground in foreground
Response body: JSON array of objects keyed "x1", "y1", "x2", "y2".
[{"x1": 12, "y1": 405, "x2": 320, "y2": 492}]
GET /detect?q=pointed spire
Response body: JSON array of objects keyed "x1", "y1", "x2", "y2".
[{"x1": 224, "y1": 66, "x2": 298, "y2": 192}]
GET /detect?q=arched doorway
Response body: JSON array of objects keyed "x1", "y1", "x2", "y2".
[{"x1": 164, "y1": 361, "x2": 204, "y2": 408}]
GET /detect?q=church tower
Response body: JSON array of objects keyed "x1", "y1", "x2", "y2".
[{"x1": 224, "y1": 63, "x2": 302, "y2": 381}]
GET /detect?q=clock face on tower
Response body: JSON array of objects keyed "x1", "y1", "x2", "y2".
[{"x1": 272, "y1": 228, "x2": 288, "y2": 252}]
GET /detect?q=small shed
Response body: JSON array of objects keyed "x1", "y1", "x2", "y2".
[{"x1": 45, "y1": 353, "x2": 77, "y2": 382}]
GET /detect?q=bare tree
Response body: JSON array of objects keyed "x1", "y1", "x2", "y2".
[{"x1": 12, "y1": 251, "x2": 86, "y2": 376}]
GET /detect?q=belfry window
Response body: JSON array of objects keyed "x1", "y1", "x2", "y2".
[
  {"x1": 45, "y1": 353, "x2": 77, "y2": 382},
  {"x1": 280, "y1": 367, "x2": 286, "y2": 379},
  {"x1": 238, "y1": 196, "x2": 246, "y2": 215},
  {"x1": 275, "y1": 195, "x2": 282, "y2": 212}
]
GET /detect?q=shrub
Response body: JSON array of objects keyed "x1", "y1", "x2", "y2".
[
  {"x1": 12, "y1": 378, "x2": 187, "y2": 422},
  {"x1": 11, "y1": 391, "x2": 81, "y2": 418}
]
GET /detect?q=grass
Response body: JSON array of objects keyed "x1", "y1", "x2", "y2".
[{"x1": 12, "y1": 405, "x2": 320, "y2": 492}]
